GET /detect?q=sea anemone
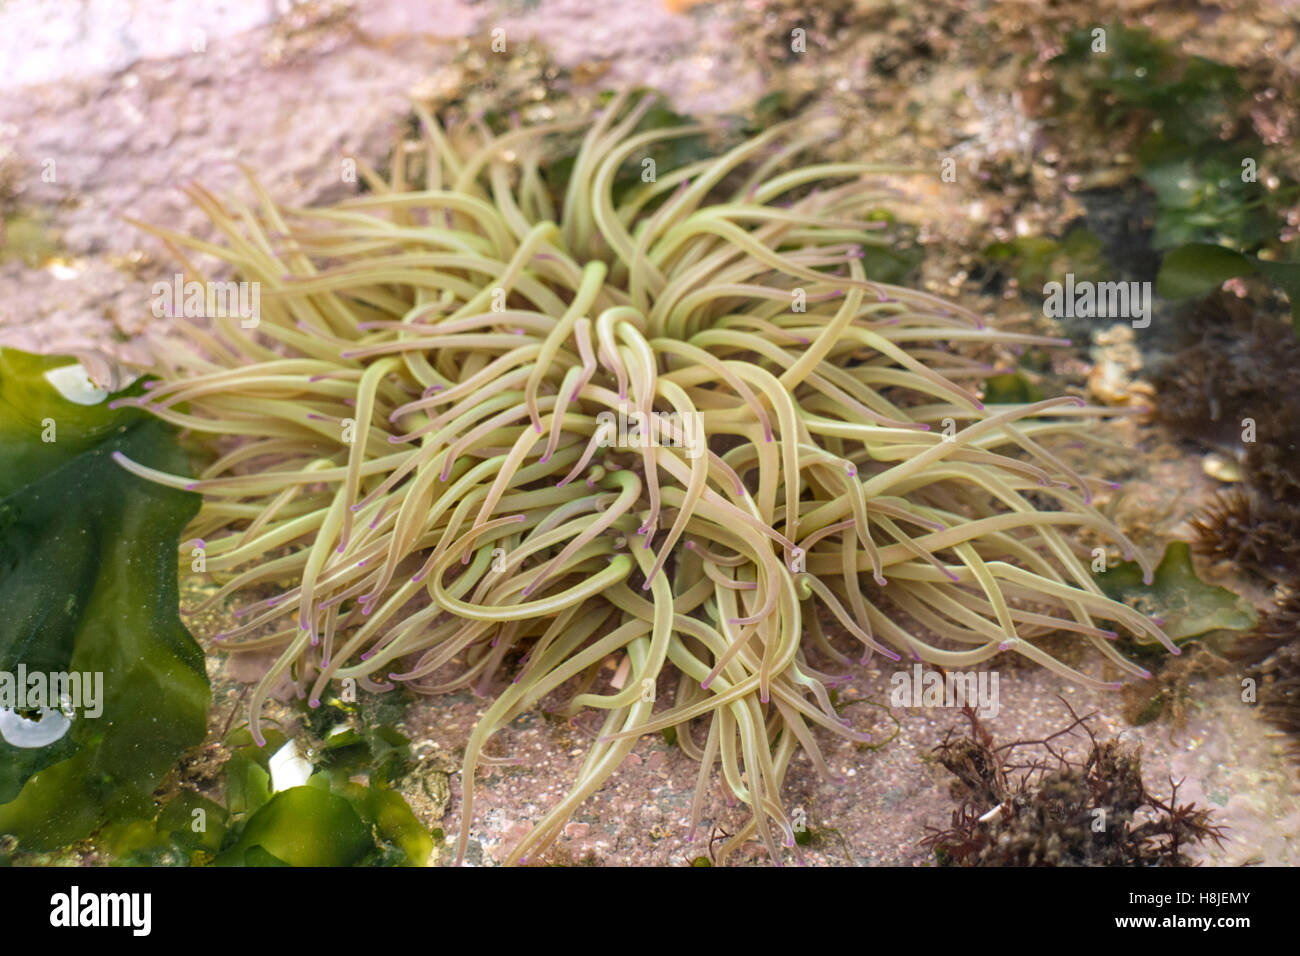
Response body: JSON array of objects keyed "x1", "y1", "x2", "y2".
[{"x1": 113, "y1": 91, "x2": 1173, "y2": 865}]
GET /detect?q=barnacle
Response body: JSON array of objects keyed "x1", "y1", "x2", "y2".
[{"x1": 113, "y1": 92, "x2": 1171, "y2": 865}]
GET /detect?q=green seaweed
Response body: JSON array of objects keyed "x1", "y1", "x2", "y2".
[
  {"x1": 1142, "y1": 155, "x2": 1289, "y2": 253},
  {"x1": 213, "y1": 786, "x2": 374, "y2": 867},
  {"x1": 981, "y1": 371, "x2": 1045, "y2": 405},
  {"x1": 219, "y1": 722, "x2": 431, "y2": 866},
  {"x1": 0, "y1": 348, "x2": 208, "y2": 849},
  {"x1": 1052, "y1": 25, "x2": 1243, "y2": 156},
  {"x1": 1094, "y1": 540, "x2": 1257, "y2": 648},
  {"x1": 300, "y1": 687, "x2": 415, "y2": 787},
  {"x1": 103, "y1": 719, "x2": 432, "y2": 866},
  {"x1": 1157, "y1": 243, "x2": 1300, "y2": 331},
  {"x1": 99, "y1": 791, "x2": 228, "y2": 866},
  {"x1": 1050, "y1": 24, "x2": 1300, "y2": 328},
  {"x1": 983, "y1": 227, "x2": 1109, "y2": 290}
]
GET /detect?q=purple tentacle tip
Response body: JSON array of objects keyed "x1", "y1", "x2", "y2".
[{"x1": 309, "y1": 698, "x2": 321, "y2": 708}]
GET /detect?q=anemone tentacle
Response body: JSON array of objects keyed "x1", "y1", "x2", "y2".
[{"x1": 125, "y1": 91, "x2": 1167, "y2": 866}]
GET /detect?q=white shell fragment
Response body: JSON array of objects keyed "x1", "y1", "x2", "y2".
[
  {"x1": 268, "y1": 738, "x2": 314, "y2": 792},
  {"x1": 44, "y1": 363, "x2": 110, "y2": 406},
  {"x1": 0, "y1": 707, "x2": 72, "y2": 748},
  {"x1": 1202, "y1": 452, "x2": 1243, "y2": 483}
]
